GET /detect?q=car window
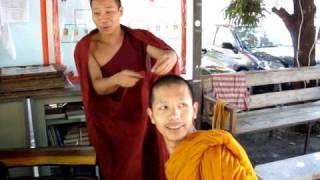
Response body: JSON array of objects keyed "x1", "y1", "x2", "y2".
[
  {"x1": 235, "y1": 27, "x2": 291, "y2": 49},
  {"x1": 214, "y1": 26, "x2": 236, "y2": 47}
]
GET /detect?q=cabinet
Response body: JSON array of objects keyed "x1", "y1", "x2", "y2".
[
  {"x1": 0, "y1": 86, "x2": 96, "y2": 177},
  {"x1": 31, "y1": 87, "x2": 94, "y2": 176},
  {"x1": 0, "y1": 100, "x2": 28, "y2": 149},
  {"x1": 0, "y1": 99, "x2": 32, "y2": 177},
  {"x1": 32, "y1": 91, "x2": 83, "y2": 148}
]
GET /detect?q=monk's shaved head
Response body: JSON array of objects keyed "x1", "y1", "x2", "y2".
[{"x1": 90, "y1": 0, "x2": 121, "y2": 8}]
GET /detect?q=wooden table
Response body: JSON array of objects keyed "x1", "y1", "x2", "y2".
[
  {"x1": 255, "y1": 152, "x2": 320, "y2": 180},
  {"x1": 0, "y1": 146, "x2": 96, "y2": 167}
]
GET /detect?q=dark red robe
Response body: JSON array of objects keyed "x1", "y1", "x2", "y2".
[{"x1": 74, "y1": 25, "x2": 181, "y2": 180}]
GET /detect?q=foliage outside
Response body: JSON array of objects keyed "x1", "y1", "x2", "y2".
[
  {"x1": 225, "y1": 0, "x2": 265, "y2": 27},
  {"x1": 225, "y1": 0, "x2": 317, "y2": 67}
]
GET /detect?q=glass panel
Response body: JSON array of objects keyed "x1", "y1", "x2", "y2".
[
  {"x1": 214, "y1": 27, "x2": 235, "y2": 47},
  {"x1": 121, "y1": 0, "x2": 183, "y2": 65},
  {"x1": 0, "y1": 0, "x2": 42, "y2": 67}
]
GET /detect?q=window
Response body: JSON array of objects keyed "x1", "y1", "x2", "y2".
[{"x1": 213, "y1": 26, "x2": 236, "y2": 47}]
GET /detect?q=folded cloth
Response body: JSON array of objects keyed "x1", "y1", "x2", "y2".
[
  {"x1": 211, "y1": 72, "x2": 248, "y2": 111},
  {"x1": 213, "y1": 99, "x2": 231, "y2": 130},
  {"x1": 165, "y1": 130, "x2": 257, "y2": 180}
]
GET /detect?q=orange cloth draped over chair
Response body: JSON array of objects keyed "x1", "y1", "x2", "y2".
[
  {"x1": 165, "y1": 130, "x2": 257, "y2": 180},
  {"x1": 213, "y1": 99, "x2": 231, "y2": 130}
]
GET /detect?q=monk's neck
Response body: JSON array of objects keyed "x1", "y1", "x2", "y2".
[
  {"x1": 97, "y1": 27, "x2": 123, "y2": 45},
  {"x1": 166, "y1": 141, "x2": 178, "y2": 155},
  {"x1": 167, "y1": 127, "x2": 197, "y2": 155}
]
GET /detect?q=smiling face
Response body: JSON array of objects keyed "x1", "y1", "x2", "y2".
[
  {"x1": 91, "y1": 0, "x2": 123, "y2": 35},
  {"x1": 148, "y1": 83, "x2": 198, "y2": 150}
]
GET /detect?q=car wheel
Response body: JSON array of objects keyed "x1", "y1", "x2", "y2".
[{"x1": 236, "y1": 67, "x2": 249, "y2": 72}]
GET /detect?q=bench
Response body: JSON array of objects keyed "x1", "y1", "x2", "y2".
[
  {"x1": 0, "y1": 146, "x2": 97, "y2": 179},
  {"x1": 254, "y1": 152, "x2": 320, "y2": 180},
  {"x1": 201, "y1": 66, "x2": 320, "y2": 153}
]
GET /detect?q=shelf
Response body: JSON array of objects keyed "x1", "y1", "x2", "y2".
[
  {"x1": 43, "y1": 101, "x2": 91, "y2": 175},
  {"x1": 46, "y1": 118, "x2": 85, "y2": 126}
]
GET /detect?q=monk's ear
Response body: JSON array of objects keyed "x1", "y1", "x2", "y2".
[
  {"x1": 119, "y1": 6, "x2": 124, "y2": 16},
  {"x1": 147, "y1": 108, "x2": 155, "y2": 124},
  {"x1": 192, "y1": 102, "x2": 199, "y2": 120}
]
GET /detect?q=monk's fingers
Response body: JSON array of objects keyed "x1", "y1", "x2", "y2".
[
  {"x1": 151, "y1": 59, "x2": 163, "y2": 73},
  {"x1": 153, "y1": 62, "x2": 172, "y2": 75},
  {"x1": 152, "y1": 58, "x2": 175, "y2": 75},
  {"x1": 121, "y1": 76, "x2": 141, "y2": 87},
  {"x1": 122, "y1": 70, "x2": 144, "y2": 79},
  {"x1": 115, "y1": 70, "x2": 143, "y2": 87},
  {"x1": 151, "y1": 57, "x2": 171, "y2": 73}
]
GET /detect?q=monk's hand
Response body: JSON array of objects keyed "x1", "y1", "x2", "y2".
[
  {"x1": 114, "y1": 70, "x2": 143, "y2": 88},
  {"x1": 151, "y1": 50, "x2": 177, "y2": 75}
]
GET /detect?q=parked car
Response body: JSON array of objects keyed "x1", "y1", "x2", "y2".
[
  {"x1": 200, "y1": 52, "x2": 236, "y2": 75},
  {"x1": 201, "y1": 25, "x2": 287, "y2": 73},
  {"x1": 201, "y1": 44, "x2": 260, "y2": 71},
  {"x1": 236, "y1": 26, "x2": 320, "y2": 67}
]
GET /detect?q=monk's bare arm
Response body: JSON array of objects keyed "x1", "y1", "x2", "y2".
[
  {"x1": 88, "y1": 52, "x2": 144, "y2": 95},
  {"x1": 146, "y1": 45, "x2": 178, "y2": 75},
  {"x1": 88, "y1": 52, "x2": 119, "y2": 95}
]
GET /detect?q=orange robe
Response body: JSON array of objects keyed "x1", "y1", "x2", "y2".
[
  {"x1": 74, "y1": 25, "x2": 180, "y2": 180},
  {"x1": 165, "y1": 130, "x2": 257, "y2": 180},
  {"x1": 213, "y1": 99, "x2": 230, "y2": 130}
]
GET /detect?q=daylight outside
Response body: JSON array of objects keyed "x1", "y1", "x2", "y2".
[
  {"x1": 201, "y1": 0, "x2": 320, "y2": 74},
  {"x1": 200, "y1": 0, "x2": 320, "y2": 174}
]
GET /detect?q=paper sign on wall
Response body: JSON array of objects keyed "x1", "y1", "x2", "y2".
[{"x1": 0, "y1": 0, "x2": 29, "y2": 23}]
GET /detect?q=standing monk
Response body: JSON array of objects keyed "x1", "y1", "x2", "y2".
[{"x1": 74, "y1": 0, "x2": 181, "y2": 179}]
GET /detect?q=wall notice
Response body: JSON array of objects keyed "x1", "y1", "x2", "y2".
[{"x1": 0, "y1": 0, "x2": 29, "y2": 23}]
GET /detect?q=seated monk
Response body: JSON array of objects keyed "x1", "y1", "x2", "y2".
[{"x1": 147, "y1": 74, "x2": 257, "y2": 180}]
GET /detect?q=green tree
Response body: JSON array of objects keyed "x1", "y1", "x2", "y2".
[{"x1": 225, "y1": 0, "x2": 317, "y2": 67}]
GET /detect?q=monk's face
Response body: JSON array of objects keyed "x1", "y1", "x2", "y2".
[
  {"x1": 91, "y1": 0, "x2": 123, "y2": 35},
  {"x1": 148, "y1": 83, "x2": 198, "y2": 146}
]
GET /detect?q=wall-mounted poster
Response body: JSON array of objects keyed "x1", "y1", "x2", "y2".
[
  {"x1": 0, "y1": 0, "x2": 29, "y2": 23},
  {"x1": 121, "y1": 0, "x2": 186, "y2": 70},
  {"x1": 57, "y1": 0, "x2": 94, "y2": 76}
]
